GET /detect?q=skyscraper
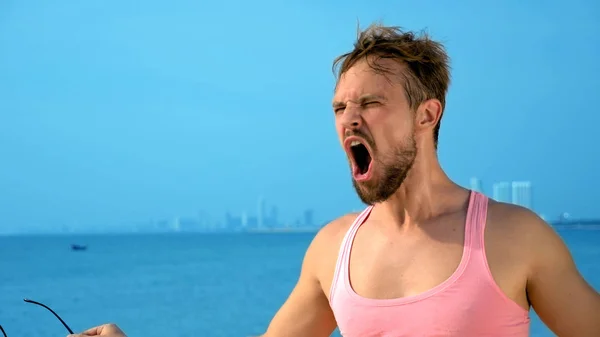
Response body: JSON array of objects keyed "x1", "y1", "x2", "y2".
[
  {"x1": 257, "y1": 196, "x2": 266, "y2": 229},
  {"x1": 269, "y1": 205, "x2": 279, "y2": 228},
  {"x1": 492, "y1": 182, "x2": 511, "y2": 202},
  {"x1": 171, "y1": 216, "x2": 181, "y2": 232},
  {"x1": 511, "y1": 181, "x2": 532, "y2": 210},
  {"x1": 303, "y1": 209, "x2": 314, "y2": 227},
  {"x1": 241, "y1": 211, "x2": 248, "y2": 228}
]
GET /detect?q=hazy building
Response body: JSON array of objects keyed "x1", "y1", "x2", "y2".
[
  {"x1": 268, "y1": 205, "x2": 279, "y2": 228},
  {"x1": 171, "y1": 217, "x2": 181, "y2": 232},
  {"x1": 257, "y1": 196, "x2": 266, "y2": 229},
  {"x1": 225, "y1": 212, "x2": 243, "y2": 230},
  {"x1": 241, "y1": 211, "x2": 248, "y2": 228},
  {"x1": 492, "y1": 182, "x2": 511, "y2": 203},
  {"x1": 511, "y1": 181, "x2": 533, "y2": 210},
  {"x1": 247, "y1": 216, "x2": 258, "y2": 228},
  {"x1": 303, "y1": 209, "x2": 314, "y2": 227}
]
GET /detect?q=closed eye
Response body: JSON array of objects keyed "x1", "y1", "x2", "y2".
[
  {"x1": 333, "y1": 101, "x2": 379, "y2": 114},
  {"x1": 363, "y1": 101, "x2": 379, "y2": 107}
]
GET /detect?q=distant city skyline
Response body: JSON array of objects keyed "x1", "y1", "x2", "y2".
[
  {"x1": 0, "y1": 195, "x2": 321, "y2": 235},
  {"x1": 0, "y1": 179, "x2": 587, "y2": 236},
  {"x1": 472, "y1": 178, "x2": 537, "y2": 214}
]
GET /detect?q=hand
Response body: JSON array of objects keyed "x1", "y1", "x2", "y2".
[{"x1": 67, "y1": 323, "x2": 126, "y2": 337}]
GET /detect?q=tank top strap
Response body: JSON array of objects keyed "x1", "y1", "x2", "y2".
[
  {"x1": 329, "y1": 206, "x2": 373, "y2": 304},
  {"x1": 465, "y1": 191, "x2": 489, "y2": 256}
]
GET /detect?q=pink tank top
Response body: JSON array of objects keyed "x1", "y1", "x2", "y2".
[{"x1": 329, "y1": 191, "x2": 530, "y2": 336}]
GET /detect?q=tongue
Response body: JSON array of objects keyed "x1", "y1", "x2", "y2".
[{"x1": 358, "y1": 153, "x2": 371, "y2": 175}]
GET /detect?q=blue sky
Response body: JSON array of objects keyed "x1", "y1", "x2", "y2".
[{"x1": 1, "y1": 0, "x2": 599, "y2": 230}]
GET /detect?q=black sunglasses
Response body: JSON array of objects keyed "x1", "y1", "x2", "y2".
[{"x1": 0, "y1": 299, "x2": 74, "y2": 336}]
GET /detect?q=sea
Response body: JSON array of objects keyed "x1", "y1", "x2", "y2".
[{"x1": 0, "y1": 228, "x2": 598, "y2": 337}]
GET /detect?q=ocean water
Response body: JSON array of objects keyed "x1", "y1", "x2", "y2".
[{"x1": 0, "y1": 229, "x2": 598, "y2": 337}]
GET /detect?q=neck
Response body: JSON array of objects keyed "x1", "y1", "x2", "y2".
[{"x1": 371, "y1": 146, "x2": 467, "y2": 230}]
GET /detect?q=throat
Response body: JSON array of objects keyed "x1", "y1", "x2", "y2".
[{"x1": 352, "y1": 144, "x2": 372, "y2": 174}]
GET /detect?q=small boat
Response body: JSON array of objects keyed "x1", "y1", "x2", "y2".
[{"x1": 70, "y1": 244, "x2": 87, "y2": 251}]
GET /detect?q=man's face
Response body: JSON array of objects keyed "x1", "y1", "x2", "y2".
[{"x1": 332, "y1": 58, "x2": 417, "y2": 205}]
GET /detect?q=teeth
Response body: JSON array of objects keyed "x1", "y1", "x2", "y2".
[{"x1": 350, "y1": 140, "x2": 361, "y2": 147}]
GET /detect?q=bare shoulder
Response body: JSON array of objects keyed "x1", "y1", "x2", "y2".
[
  {"x1": 260, "y1": 212, "x2": 363, "y2": 337},
  {"x1": 482, "y1": 201, "x2": 547, "y2": 309},
  {"x1": 295, "y1": 211, "x2": 362, "y2": 284},
  {"x1": 486, "y1": 200, "x2": 567, "y2": 262},
  {"x1": 486, "y1": 200, "x2": 546, "y2": 233},
  {"x1": 307, "y1": 212, "x2": 360, "y2": 286},
  {"x1": 312, "y1": 212, "x2": 359, "y2": 248},
  {"x1": 485, "y1": 200, "x2": 572, "y2": 274},
  {"x1": 487, "y1": 199, "x2": 600, "y2": 336}
]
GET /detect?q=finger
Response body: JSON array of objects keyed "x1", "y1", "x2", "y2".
[
  {"x1": 67, "y1": 326, "x2": 103, "y2": 336},
  {"x1": 83, "y1": 323, "x2": 122, "y2": 336},
  {"x1": 81, "y1": 326, "x2": 103, "y2": 335}
]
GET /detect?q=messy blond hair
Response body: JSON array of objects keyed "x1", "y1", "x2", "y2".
[{"x1": 333, "y1": 23, "x2": 451, "y2": 147}]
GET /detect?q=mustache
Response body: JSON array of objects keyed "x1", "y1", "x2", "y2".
[{"x1": 344, "y1": 130, "x2": 375, "y2": 149}]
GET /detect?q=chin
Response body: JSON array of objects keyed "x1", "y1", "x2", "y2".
[
  {"x1": 353, "y1": 182, "x2": 387, "y2": 205},
  {"x1": 352, "y1": 172, "x2": 407, "y2": 205}
]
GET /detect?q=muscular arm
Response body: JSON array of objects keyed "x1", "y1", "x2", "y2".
[
  {"x1": 259, "y1": 225, "x2": 340, "y2": 337},
  {"x1": 526, "y1": 214, "x2": 600, "y2": 336}
]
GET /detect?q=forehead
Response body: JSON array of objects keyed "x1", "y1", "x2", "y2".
[{"x1": 333, "y1": 58, "x2": 405, "y2": 103}]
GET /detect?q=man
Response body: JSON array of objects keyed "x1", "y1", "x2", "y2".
[{"x1": 68, "y1": 24, "x2": 600, "y2": 337}]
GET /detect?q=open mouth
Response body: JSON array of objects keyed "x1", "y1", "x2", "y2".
[{"x1": 348, "y1": 139, "x2": 373, "y2": 181}]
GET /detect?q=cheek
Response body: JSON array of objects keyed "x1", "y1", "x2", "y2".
[
  {"x1": 335, "y1": 121, "x2": 346, "y2": 144},
  {"x1": 373, "y1": 122, "x2": 412, "y2": 154},
  {"x1": 385, "y1": 115, "x2": 413, "y2": 140}
]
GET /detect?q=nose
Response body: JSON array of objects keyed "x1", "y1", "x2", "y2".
[{"x1": 339, "y1": 105, "x2": 363, "y2": 130}]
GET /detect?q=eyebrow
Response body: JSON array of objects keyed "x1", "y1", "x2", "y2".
[{"x1": 332, "y1": 94, "x2": 386, "y2": 108}]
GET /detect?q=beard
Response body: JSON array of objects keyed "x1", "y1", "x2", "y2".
[{"x1": 352, "y1": 134, "x2": 417, "y2": 205}]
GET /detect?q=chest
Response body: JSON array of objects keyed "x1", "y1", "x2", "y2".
[
  {"x1": 334, "y1": 295, "x2": 529, "y2": 337},
  {"x1": 348, "y1": 221, "x2": 466, "y2": 300}
]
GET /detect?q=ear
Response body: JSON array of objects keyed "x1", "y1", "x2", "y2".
[{"x1": 415, "y1": 99, "x2": 443, "y2": 133}]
